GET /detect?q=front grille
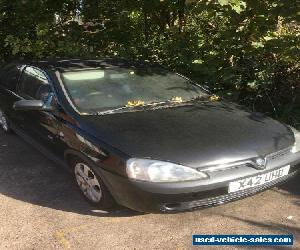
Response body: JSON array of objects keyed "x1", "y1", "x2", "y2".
[
  {"x1": 267, "y1": 147, "x2": 292, "y2": 161},
  {"x1": 201, "y1": 147, "x2": 293, "y2": 172},
  {"x1": 161, "y1": 169, "x2": 298, "y2": 212}
]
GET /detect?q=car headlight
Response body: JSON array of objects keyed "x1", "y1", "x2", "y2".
[
  {"x1": 126, "y1": 158, "x2": 209, "y2": 182},
  {"x1": 290, "y1": 126, "x2": 300, "y2": 153}
]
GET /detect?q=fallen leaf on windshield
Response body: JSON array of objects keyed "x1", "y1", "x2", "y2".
[
  {"x1": 209, "y1": 95, "x2": 220, "y2": 101},
  {"x1": 126, "y1": 100, "x2": 145, "y2": 107},
  {"x1": 171, "y1": 96, "x2": 183, "y2": 103}
]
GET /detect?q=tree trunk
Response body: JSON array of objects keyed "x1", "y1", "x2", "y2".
[
  {"x1": 143, "y1": 4, "x2": 149, "y2": 42},
  {"x1": 178, "y1": 0, "x2": 186, "y2": 32}
]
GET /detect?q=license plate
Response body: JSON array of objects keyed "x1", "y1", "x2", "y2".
[{"x1": 228, "y1": 165, "x2": 290, "y2": 193}]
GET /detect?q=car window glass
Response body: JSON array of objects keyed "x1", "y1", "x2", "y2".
[
  {"x1": 61, "y1": 68, "x2": 207, "y2": 113},
  {"x1": 18, "y1": 66, "x2": 50, "y2": 99}
]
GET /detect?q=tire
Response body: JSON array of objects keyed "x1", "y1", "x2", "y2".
[
  {"x1": 0, "y1": 109, "x2": 12, "y2": 134},
  {"x1": 71, "y1": 158, "x2": 115, "y2": 210}
]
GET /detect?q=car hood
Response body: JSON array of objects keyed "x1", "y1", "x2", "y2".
[{"x1": 80, "y1": 101, "x2": 294, "y2": 169}]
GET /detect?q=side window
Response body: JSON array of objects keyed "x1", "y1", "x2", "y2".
[
  {"x1": 18, "y1": 66, "x2": 51, "y2": 100},
  {"x1": 0, "y1": 64, "x2": 21, "y2": 91}
]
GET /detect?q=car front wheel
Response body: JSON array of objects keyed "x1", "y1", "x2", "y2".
[{"x1": 72, "y1": 159, "x2": 115, "y2": 210}]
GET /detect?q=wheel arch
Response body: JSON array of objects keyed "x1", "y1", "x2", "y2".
[
  {"x1": 64, "y1": 149, "x2": 98, "y2": 170},
  {"x1": 64, "y1": 148, "x2": 119, "y2": 206}
]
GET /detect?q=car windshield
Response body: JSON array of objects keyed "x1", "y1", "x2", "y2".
[{"x1": 61, "y1": 67, "x2": 208, "y2": 114}]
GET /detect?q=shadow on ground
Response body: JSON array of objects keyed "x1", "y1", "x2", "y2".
[
  {"x1": 213, "y1": 212, "x2": 299, "y2": 250},
  {"x1": 0, "y1": 131, "x2": 142, "y2": 218},
  {"x1": 273, "y1": 171, "x2": 300, "y2": 208},
  {"x1": 280, "y1": 172, "x2": 300, "y2": 196}
]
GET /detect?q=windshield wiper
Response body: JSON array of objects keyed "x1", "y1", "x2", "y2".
[
  {"x1": 96, "y1": 96, "x2": 212, "y2": 115},
  {"x1": 98, "y1": 101, "x2": 168, "y2": 114},
  {"x1": 97, "y1": 101, "x2": 176, "y2": 115},
  {"x1": 97, "y1": 106, "x2": 134, "y2": 115},
  {"x1": 188, "y1": 94, "x2": 214, "y2": 102}
]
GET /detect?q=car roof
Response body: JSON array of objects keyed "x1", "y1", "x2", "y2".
[{"x1": 7, "y1": 58, "x2": 162, "y2": 72}]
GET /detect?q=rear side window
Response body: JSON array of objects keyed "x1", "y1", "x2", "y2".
[
  {"x1": 0, "y1": 64, "x2": 21, "y2": 91},
  {"x1": 18, "y1": 66, "x2": 50, "y2": 99}
]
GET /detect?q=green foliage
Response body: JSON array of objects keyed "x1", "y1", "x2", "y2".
[{"x1": 0, "y1": 0, "x2": 299, "y2": 126}]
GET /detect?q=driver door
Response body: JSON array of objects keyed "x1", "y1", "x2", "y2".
[{"x1": 15, "y1": 66, "x2": 60, "y2": 152}]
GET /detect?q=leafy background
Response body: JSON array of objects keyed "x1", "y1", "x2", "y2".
[{"x1": 0, "y1": 0, "x2": 299, "y2": 127}]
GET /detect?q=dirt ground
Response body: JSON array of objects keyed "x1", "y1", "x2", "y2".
[{"x1": 0, "y1": 130, "x2": 299, "y2": 250}]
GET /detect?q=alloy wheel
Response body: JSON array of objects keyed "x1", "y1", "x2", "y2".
[{"x1": 74, "y1": 163, "x2": 102, "y2": 203}]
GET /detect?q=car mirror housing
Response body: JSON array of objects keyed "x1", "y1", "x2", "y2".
[{"x1": 13, "y1": 100, "x2": 55, "y2": 112}]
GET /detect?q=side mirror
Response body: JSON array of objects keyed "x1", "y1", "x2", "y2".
[{"x1": 13, "y1": 100, "x2": 54, "y2": 111}]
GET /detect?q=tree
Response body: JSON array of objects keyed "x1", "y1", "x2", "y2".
[{"x1": 0, "y1": 0, "x2": 299, "y2": 126}]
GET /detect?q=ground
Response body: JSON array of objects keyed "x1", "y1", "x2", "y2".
[{"x1": 0, "y1": 130, "x2": 299, "y2": 250}]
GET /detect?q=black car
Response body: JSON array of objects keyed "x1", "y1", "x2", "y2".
[{"x1": 0, "y1": 59, "x2": 299, "y2": 212}]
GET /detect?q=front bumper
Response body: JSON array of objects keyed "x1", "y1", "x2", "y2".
[
  {"x1": 99, "y1": 154, "x2": 300, "y2": 213},
  {"x1": 160, "y1": 169, "x2": 298, "y2": 212}
]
